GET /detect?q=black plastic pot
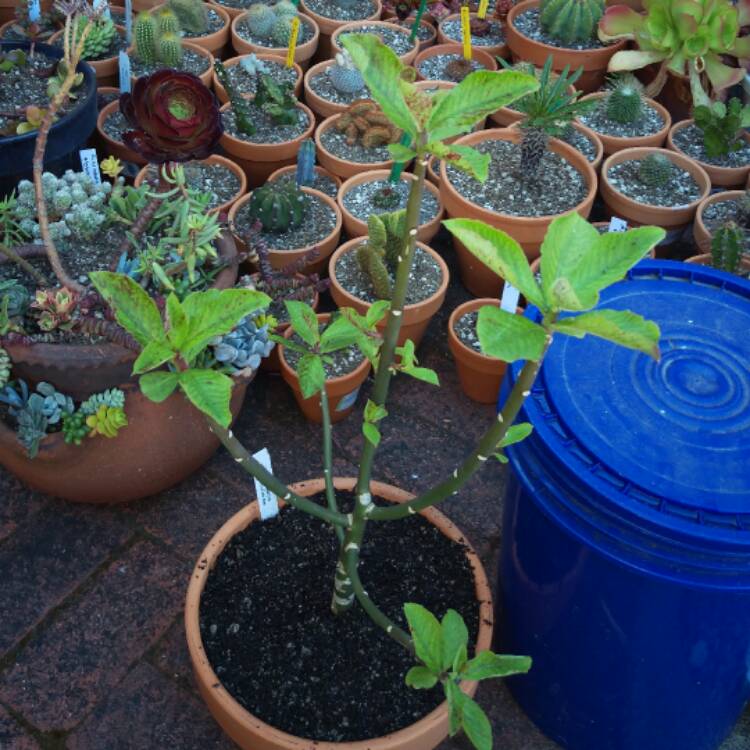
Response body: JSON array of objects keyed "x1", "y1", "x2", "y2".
[{"x1": 0, "y1": 41, "x2": 98, "y2": 199}]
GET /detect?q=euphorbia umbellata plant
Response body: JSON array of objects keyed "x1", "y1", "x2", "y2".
[{"x1": 90, "y1": 36, "x2": 664, "y2": 750}]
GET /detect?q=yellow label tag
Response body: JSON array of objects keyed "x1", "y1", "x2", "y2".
[
  {"x1": 460, "y1": 5, "x2": 471, "y2": 60},
  {"x1": 286, "y1": 16, "x2": 300, "y2": 67},
  {"x1": 477, "y1": 0, "x2": 489, "y2": 19}
]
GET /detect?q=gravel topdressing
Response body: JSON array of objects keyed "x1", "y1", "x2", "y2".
[
  {"x1": 417, "y1": 53, "x2": 485, "y2": 81},
  {"x1": 579, "y1": 98, "x2": 665, "y2": 138},
  {"x1": 454, "y1": 310, "x2": 482, "y2": 352},
  {"x1": 305, "y1": 0, "x2": 376, "y2": 21},
  {"x1": 672, "y1": 122, "x2": 750, "y2": 168},
  {"x1": 130, "y1": 47, "x2": 209, "y2": 78},
  {"x1": 222, "y1": 104, "x2": 310, "y2": 143},
  {"x1": 141, "y1": 161, "x2": 242, "y2": 209},
  {"x1": 700, "y1": 199, "x2": 750, "y2": 247},
  {"x1": 236, "y1": 15, "x2": 314, "y2": 47},
  {"x1": 319, "y1": 125, "x2": 393, "y2": 164},
  {"x1": 335, "y1": 23, "x2": 416, "y2": 56},
  {"x1": 607, "y1": 159, "x2": 703, "y2": 207},
  {"x1": 512, "y1": 8, "x2": 609, "y2": 50},
  {"x1": 101, "y1": 109, "x2": 129, "y2": 143},
  {"x1": 559, "y1": 127, "x2": 598, "y2": 163},
  {"x1": 445, "y1": 139, "x2": 588, "y2": 217},
  {"x1": 271, "y1": 170, "x2": 340, "y2": 199},
  {"x1": 213, "y1": 0, "x2": 258, "y2": 9},
  {"x1": 284, "y1": 324, "x2": 364, "y2": 377},
  {"x1": 341, "y1": 178, "x2": 440, "y2": 225},
  {"x1": 394, "y1": 19, "x2": 435, "y2": 41},
  {"x1": 308, "y1": 67, "x2": 370, "y2": 105},
  {"x1": 440, "y1": 18, "x2": 505, "y2": 46},
  {"x1": 222, "y1": 58, "x2": 299, "y2": 96}
]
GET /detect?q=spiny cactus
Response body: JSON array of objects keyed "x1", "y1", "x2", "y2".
[
  {"x1": 356, "y1": 211, "x2": 406, "y2": 299},
  {"x1": 214, "y1": 60, "x2": 256, "y2": 136},
  {"x1": 296, "y1": 140, "x2": 316, "y2": 187},
  {"x1": 76, "y1": 16, "x2": 118, "y2": 59},
  {"x1": 538, "y1": 0, "x2": 604, "y2": 44},
  {"x1": 157, "y1": 8, "x2": 181, "y2": 36},
  {"x1": 247, "y1": 181, "x2": 309, "y2": 233},
  {"x1": 168, "y1": 0, "x2": 209, "y2": 35},
  {"x1": 211, "y1": 316, "x2": 275, "y2": 371},
  {"x1": 246, "y1": 3, "x2": 276, "y2": 36},
  {"x1": 637, "y1": 154, "x2": 673, "y2": 187},
  {"x1": 372, "y1": 185, "x2": 401, "y2": 210},
  {"x1": 336, "y1": 100, "x2": 402, "y2": 149},
  {"x1": 271, "y1": 15, "x2": 294, "y2": 46},
  {"x1": 327, "y1": 50, "x2": 365, "y2": 95},
  {"x1": 274, "y1": 0, "x2": 299, "y2": 17},
  {"x1": 134, "y1": 11, "x2": 159, "y2": 65},
  {"x1": 159, "y1": 31, "x2": 184, "y2": 66},
  {"x1": 605, "y1": 75, "x2": 644, "y2": 124},
  {"x1": 736, "y1": 191, "x2": 750, "y2": 229},
  {"x1": 134, "y1": 9, "x2": 185, "y2": 65},
  {"x1": 711, "y1": 221, "x2": 744, "y2": 275}
]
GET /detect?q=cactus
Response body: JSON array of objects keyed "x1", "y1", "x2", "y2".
[
  {"x1": 214, "y1": 61, "x2": 256, "y2": 136},
  {"x1": 372, "y1": 185, "x2": 401, "y2": 210},
  {"x1": 605, "y1": 75, "x2": 644, "y2": 124},
  {"x1": 255, "y1": 74, "x2": 299, "y2": 125},
  {"x1": 355, "y1": 211, "x2": 406, "y2": 299},
  {"x1": 336, "y1": 100, "x2": 402, "y2": 149},
  {"x1": 168, "y1": 0, "x2": 209, "y2": 35},
  {"x1": 538, "y1": 0, "x2": 604, "y2": 44},
  {"x1": 0, "y1": 281, "x2": 30, "y2": 318},
  {"x1": 210, "y1": 316, "x2": 275, "y2": 371},
  {"x1": 637, "y1": 154, "x2": 673, "y2": 187},
  {"x1": 246, "y1": 3, "x2": 276, "y2": 37},
  {"x1": 711, "y1": 221, "x2": 744, "y2": 275},
  {"x1": 76, "y1": 16, "x2": 118, "y2": 60},
  {"x1": 327, "y1": 50, "x2": 365, "y2": 95},
  {"x1": 157, "y1": 8, "x2": 181, "y2": 36},
  {"x1": 80, "y1": 388, "x2": 126, "y2": 416},
  {"x1": 86, "y1": 405, "x2": 128, "y2": 438},
  {"x1": 271, "y1": 15, "x2": 293, "y2": 46},
  {"x1": 247, "y1": 181, "x2": 309, "y2": 233},
  {"x1": 296, "y1": 139, "x2": 316, "y2": 187},
  {"x1": 274, "y1": 0, "x2": 299, "y2": 17},
  {"x1": 135, "y1": 11, "x2": 159, "y2": 64},
  {"x1": 159, "y1": 31, "x2": 184, "y2": 66}
]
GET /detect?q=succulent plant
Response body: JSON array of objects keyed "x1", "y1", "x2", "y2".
[
  {"x1": 274, "y1": 0, "x2": 299, "y2": 17},
  {"x1": 75, "y1": 15, "x2": 118, "y2": 60},
  {"x1": 246, "y1": 3, "x2": 277, "y2": 37},
  {"x1": 694, "y1": 97, "x2": 750, "y2": 158},
  {"x1": 80, "y1": 388, "x2": 126, "y2": 416},
  {"x1": 134, "y1": 10, "x2": 160, "y2": 65},
  {"x1": 214, "y1": 60, "x2": 256, "y2": 136},
  {"x1": 0, "y1": 379, "x2": 29, "y2": 412},
  {"x1": 271, "y1": 15, "x2": 294, "y2": 46},
  {"x1": 356, "y1": 211, "x2": 406, "y2": 299},
  {"x1": 134, "y1": 9, "x2": 185, "y2": 66},
  {"x1": 211, "y1": 315, "x2": 275, "y2": 371},
  {"x1": 168, "y1": 0, "x2": 209, "y2": 34},
  {"x1": 296, "y1": 139, "x2": 316, "y2": 188},
  {"x1": 46, "y1": 59, "x2": 84, "y2": 101},
  {"x1": 159, "y1": 31, "x2": 184, "y2": 66},
  {"x1": 605, "y1": 75, "x2": 643, "y2": 124},
  {"x1": 16, "y1": 396, "x2": 48, "y2": 458},
  {"x1": 86, "y1": 405, "x2": 128, "y2": 438},
  {"x1": 711, "y1": 221, "x2": 745, "y2": 275},
  {"x1": 327, "y1": 50, "x2": 365, "y2": 95},
  {"x1": 0, "y1": 281, "x2": 31, "y2": 319},
  {"x1": 539, "y1": 0, "x2": 604, "y2": 44},
  {"x1": 0, "y1": 48, "x2": 27, "y2": 72},
  {"x1": 34, "y1": 381, "x2": 74, "y2": 424},
  {"x1": 30, "y1": 287, "x2": 78, "y2": 332},
  {"x1": 255, "y1": 74, "x2": 300, "y2": 125},
  {"x1": 62, "y1": 411, "x2": 89, "y2": 445},
  {"x1": 0, "y1": 347, "x2": 10, "y2": 390},
  {"x1": 336, "y1": 100, "x2": 402, "y2": 148},
  {"x1": 239, "y1": 53, "x2": 270, "y2": 76},
  {"x1": 247, "y1": 181, "x2": 308, "y2": 233},
  {"x1": 157, "y1": 8, "x2": 181, "y2": 36},
  {"x1": 637, "y1": 154, "x2": 673, "y2": 187}
]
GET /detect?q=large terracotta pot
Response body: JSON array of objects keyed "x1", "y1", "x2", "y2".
[
  {"x1": 0, "y1": 377, "x2": 249, "y2": 504},
  {"x1": 437, "y1": 12, "x2": 508, "y2": 59},
  {"x1": 127, "y1": 40, "x2": 215, "y2": 87},
  {"x1": 667, "y1": 119, "x2": 750, "y2": 189},
  {"x1": 692, "y1": 190, "x2": 744, "y2": 254},
  {"x1": 413, "y1": 42, "x2": 497, "y2": 82},
  {"x1": 330, "y1": 20, "x2": 418, "y2": 65},
  {"x1": 337, "y1": 169, "x2": 444, "y2": 243},
  {"x1": 300, "y1": 0, "x2": 381, "y2": 60},
  {"x1": 186, "y1": 476, "x2": 494, "y2": 750},
  {"x1": 505, "y1": 0, "x2": 626, "y2": 93},
  {"x1": 49, "y1": 24, "x2": 126, "y2": 87},
  {"x1": 328, "y1": 238, "x2": 449, "y2": 348},
  {"x1": 96, "y1": 100, "x2": 149, "y2": 166},
  {"x1": 212, "y1": 53, "x2": 303, "y2": 104}
]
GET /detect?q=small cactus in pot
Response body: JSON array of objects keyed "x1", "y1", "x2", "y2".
[
  {"x1": 637, "y1": 154, "x2": 673, "y2": 188},
  {"x1": 604, "y1": 75, "x2": 644, "y2": 125},
  {"x1": 247, "y1": 181, "x2": 309, "y2": 234},
  {"x1": 711, "y1": 221, "x2": 745, "y2": 275},
  {"x1": 539, "y1": 0, "x2": 604, "y2": 45},
  {"x1": 327, "y1": 50, "x2": 365, "y2": 95}
]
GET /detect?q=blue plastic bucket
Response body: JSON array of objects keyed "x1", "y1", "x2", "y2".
[{"x1": 497, "y1": 260, "x2": 750, "y2": 750}]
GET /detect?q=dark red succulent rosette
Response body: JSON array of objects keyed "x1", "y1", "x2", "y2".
[{"x1": 119, "y1": 69, "x2": 223, "y2": 163}]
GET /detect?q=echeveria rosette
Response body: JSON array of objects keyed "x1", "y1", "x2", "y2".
[
  {"x1": 599, "y1": 0, "x2": 750, "y2": 103},
  {"x1": 119, "y1": 70, "x2": 223, "y2": 163}
]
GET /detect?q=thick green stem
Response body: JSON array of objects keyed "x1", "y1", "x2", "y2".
[{"x1": 320, "y1": 388, "x2": 343, "y2": 543}]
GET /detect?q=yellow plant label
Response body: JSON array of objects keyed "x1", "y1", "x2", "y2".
[
  {"x1": 477, "y1": 0, "x2": 489, "y2": 19},
  {"x1": 286, "y1": 17, "x2": 300, "y2": 67},
  {"x1": 461, "y1": 5, "x2": 471, "y2": 59}
]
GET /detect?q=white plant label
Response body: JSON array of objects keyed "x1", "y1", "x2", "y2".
[
  {"x1": 608, "y1": 217, "x2": 628, "y2": 233},
  {"x1": 252, "y1": 448, "x2": 279, "y2": 520},
  {"x1": 119, "y1": 51, "x2": 131, "y2": 93},
  {"x1": 500, "y1": 282, "x2": 520, "y2": 313},
  {"x1": 79, "y1": 149, "x2": 101, "y2": 185},
  {"x1": 28, "y1": 0, "x2": 41, "y2": 22}
]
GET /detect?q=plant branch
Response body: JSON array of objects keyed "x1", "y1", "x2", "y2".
[
  {"x1": 0, "y1": 243, "x2": 50, "y2": 286},
  {"x1": 320, "y1": 388, "x2": 343, "y2": 543}
]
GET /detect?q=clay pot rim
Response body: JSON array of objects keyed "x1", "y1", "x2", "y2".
[
  {"x1": 694, "y1": 189, "x2": 745, "y2": 248},
  {"x1": 600, "y1": 146, "x2": 711, "y2": 216},
  {"x1": 49, "y1": 23, "x2": 126, "y2": 69},
  {"x1": 667, "y1": 118, "x2": 750, "y2": 179},
  {"x1": 230, "y1": 11, "x2": 320, "y2": 59},
  {"x1": 437, "y1": 12, "x2": 508, "y2": 53},
  {"x1": 96, "y1": 100, "x2": 148, "y2": 165},
  {"x1": 303, "y1": 59, "x2": 356, "y2": 118},
  {"x1": 266, "y1": 162, "x2": 343, "y2": 192},
  {"x1": 315, "y1": 113, "x2": 396, "y2": 173},
  {"x1": 440, "y1": 127, "x2": 598, "y2": 224},
  {"x1": 299, "y1": 0, "x2": 381, "y2": 35},
  {"x1": 212, "y1": 53, "x2": 302, "y2": 100},
  {"x1": 392, "y1": 16, "x2": 437, "y2": 44},
  {"x1": 330, "y1": 19, "x2": 418, "y2": 62},
  {"x1": 329, "y1": 237, "x2": 450, "y2": 317},
  {"x1": 185, "y1": 476, "x2": 494, "y2": 750},
  {"x1": 151, "y1": 1, "x2": 231, "y2": 44},
  {"x1": 125, "y1": 39, "x2": 214, "y2": 83},
  {"x1": 413, "y1": 42, "x2": 498, "y2": 81},
  {"x1": 684, "y1": 253, "x2": 750, "y2": 272},
  {"x1": 448, "y1": 297, "x2": 513, "y2": 365}
]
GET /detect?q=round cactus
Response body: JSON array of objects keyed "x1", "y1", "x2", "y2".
[
  {"x1": 274, "y1": 1, "x2": 298, "y2": 17},
  {"x1": 606, "y1": 78, "x2": 643, "y2": 124},
  {"x1": 168, "y1": 0, "x2": 209, "y2": 34},
  {"x1": 134, "y1": 11, "x2": 159, "y2": 65},
  {"x1": 246, "y1": 3, "x2": 276, "y2": 37},
  {"x1": 270, "y1": 15, "x2": 293, "y2": 46},
  {"x1": 539, "y1": 0, "x2": 604, "y2": 44},
  {"x1": 157, "y1": 8, "x2": 181, "y2": 36},
  {"x1": 637, "y1": 154, "x2": 673, "y2": 187},
  {"x1": 158, "y1": 32, "x2": 184, "y2": 66},
  {"x1": 247, "y1": 182, "x2": 309, "y2": 233},
  {"x1": 327, "y1": 51, "x2": 364, "y2": 94}
]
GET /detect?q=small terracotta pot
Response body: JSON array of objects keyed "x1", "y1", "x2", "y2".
[
  {"x1": 303, "y1": 60, "x2": 359, "y2": 120},
  {"x1": 437, "y1": 13, "x2": 508, "y2": 59},
  {"x1": 684, "y1": 253, "x2": 750, "y2": 276},
  {"x1": 440, "y1": 128, "x2": 597, "y2": 296},
  {"x1": 134, "y1": 155, "x2": 247, "y2": 216},
  {"x1": 329, "y1": 237, "x2": 449, "y2": 348},
  {"x1": 49, "y1": 25, "x2": 126, "y2": 87},
  {"x1": 667, "y1": 119, "x2": 750, "y2": 189},
  {"x1": 577, "y1": 92, "x2": 672, "y2": 155},
  {"x1": 414, "y1": 42, "x2": 497, "y2": 82},
  {"x1": 148, "y1": 1, "x2": 231, "y2": 55},
  {"x1": 96, "y1": 85, "x2": 120, "y2": 109},
  {"x1": 426, "y1": 154, "x2": 440, "y2": 187},
  {"x1": 231, "y1": 11, "x2": 320, "y2": 70},
  {"x1": 267, "y1": 163, "x2": 342, "y2": 196},
  {"x1": 692, "y1": 190, "x2": 744, "y2": 254},
  {"x1": 448, "y1": 298, "x2": 519, "y2": 404},
  {"x1": 207, "y1": 0, "x2": 246, "y2": 20},
  {"x1": 600, "y1": 147, "x2": 711, "y2": 241},
  {"x1": 505, "y1": 0, "x2": 626, "y2": 93},
  {"x1": 127, "y1": 40, "x2": 214, "y2": 87},
  {"x1": 186, "y1": 476, "x2": 494, "y2": 750},
  {"x1": 212, "y1": 53, "x2": 302, "y2": 104},
  {"x1": 280, "y1": 313, "x2": 371, "y2": 422},
  {"x1": 337, "y1": 169, "x2": 445, "y2": 243},
  {"x1": 392, "y1": 18, "x2": 437, "y2": 52},
  {"x1": 330, "y1": 20, "x2": 418, "y2": 65},
  {"x1": 219, "y1": 99, "x2": 316, "y2": 188},
  {"x1": 96, "y1": 100, "x2": 149, "y2": 166},
  {"x1": 132, "y1": 0, "x2": 161, "y2": 10},
  {"x1": 300, "y1": 0, "x2": 381, "y2": 60},
  {"x1": 228, "y1": 188, "x2": 342, "y2": 275},
  {"x1": 0, "y1": 377, "x2": 249, "y2": 504}
]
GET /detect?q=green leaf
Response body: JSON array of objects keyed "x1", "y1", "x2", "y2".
[
  {"x1": 89, "y1": 271, "x2": 166, "y2": 347},
  {"x1": 492, "y1": 452, "x2": 509, "y2": 464},
  {"x1": 443, "y1": 219, "x2": 545, "y2": 309},
  {"x1": 403, "y1": 603, "x2": 444, "y2": 674},
  {"x1": 388, "y1": 142, "x2": 417, "y2": 162},
  {"x1": 396, "y1": 339, "x2": 417, "y2": 369},
  {"x1": 444, "y1": 679, "x2": 463, "y2": 736},
  {"x1": 366, "y1": 299, "x2": 390, "y2": 327},
  {"x1": 427, "y1": 70, "x2": 539, "y2": 143},
  {"x1": 178, "y1": 368, "x2": 234, "y2": 427},
  {"x1": 460, "y1": 694, "x2": 493, "y2": 750},
  {"x1": 139, "y1": 370, "x2": 179, "y2": 402},
  {"x1": 296, "y1": 353, "x2": 326, "y2": 399},
  {"x1": 441, "y1": 610, "x2": 469, "y2": 671},
  {"x1": 165, "y1": 293, "x2": 187, "y2": 342},
  {"x1": 426, "y1": 142, "x2": 490, "y2": 181},
  {"x1": 285, "y1": 300, "x2": 320, "y2": 348},
  {"x1": 362, "y1": 422, "x2": 381, "y2": 446},
  {"x1": 320, "y1": 314, "x2": 360, "y2": 354},
  {"x1": 498, "y1": 422, "x2": 533, "y2": 448},
  {"x1": 477, "y1": 306, "x2": 547, "y2": 362},
  {"x1": 151, "y1": 262, "x2": 175, "y2": 292},
  {"x1": 364, "y1": 400, "x2": 388, "y2": 423},
  {"x1": 132, "y1": 340, "x2": 175, "y2": 375},
  {"x1": 405, "y1": 665, "x2": 438, "y2": 689},
  {"x1": 461, "y1": 651, "x2": 532, "y2": 681},
  {"x1": 340, "y1": 34, "x2": 418, "y2": 139},
  {"x1": 551, "y1": 309, "x2": 661, "y2": 360},
  {"x1": 453, "y1": 643, "x2": 468, "y2": 674},
  {"x1": 403, "y1": 366, "x2": 440, "y2": 386}
]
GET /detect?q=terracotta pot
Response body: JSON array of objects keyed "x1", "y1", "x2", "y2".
[
  {"x1": 231, "y1": 11, "x2": 319, "y2": 70},
  {"x1": 207, "y1": 0, "x2": 246, "y2": 21},
  {"x1": 330, "y1": 20, "x2": 418, "y2": 65},
  {"x1": 228, "y1": 188, "x2": 342, "y2": 275},
  {"x1": 440, "y1": 128, "x2": 597, "y2": 296},
  {"x1": 212, "y1": 53, "x2": 303, "y2": 104},
  {"x1": 127, "y1": 40, "x2": 215, "y2": 87},
  {"x1": 392, "y1": 18, "x2": 437, "y2": 52},
  {"x1": 279, "y1": 314, "x2": 371, "y2": 422},
  {"x1": 329, "y1": 237, "x2": 449, "y2": 348},
  {"x1": 4, "y1": 232, "x2": 240, "y2": 399},
  {"x1": 185, "y1": 3, "x2": 231, "y2": 55},
  {"x1": 96, "y1": 100, "x2": 149, "y2": 166},
  {"x1": 303, "y1": 60, "x2": 357, "y2": 120},
  {"x1": 0, "y1": 377, "x2": 249, "y2": 504},
  {"x1": 96, "y1": 85, "x2": 120, "y2": 110},
  {"x1": 219, "y1": 99, "x2": 316, "y2": 188},
  {"x1": 667, "y1": 119, "x2": 750, "y2": 189},
  {"x1": 437, "y1": 13, "x2": 508, "y2": 59},
  {"x1": 300, "y1": 0, "x2": 381, "y2": 60},
  {"x1": 414, "y1": 42, "x2": 497, "y2": 82},
  {"x1": 134, "y1": 155, "x2": 247, "y2": 215},
  {"x1": 684, "y1": 253, "x2": 750, "y2": 277},
  {"x1": 692, "y1": 190, "x2": 744, "y2": 254},
  {"x1": 186, "y1": 476, "x2": 494, "y2": 750},
  {"x1": 49, "y1": 25, "x2": 126, "y2": 87},
  {"x1": 426, "y1": 155, "x2": 440, "y2": 187},
  {"x1": 577, "y1": 92, "x2": 672, "y2": 156},
  {"x1": 448, "y1": 298, "x2": 519, "y2": 404},
  {"x1": 505, "y1": 0, "x2": 626, "y2": 93},
  {"x1": 600, "y1": 147, "x2": 711, "y2": 242},
  {"x1": 267, "y1": 163, "x2": 342, "y2": 196},
  {"x1": 132, "y1": 0, "x2": 161, "y2": 10},
  {"x1": 337, "y1": 169, "x2": 444, "y2": 243}
]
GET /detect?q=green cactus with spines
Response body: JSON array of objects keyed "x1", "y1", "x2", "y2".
[
  {"x1": 76, "y1": 16, "x2": 118, "y2": 60},
  {"x1": 135, "y1": 11, "x2": 159, "y2": 64},
  {"x1": 158, "y1": 31, "x2": 184, "y2": 66},
  {"x1": 274, "y1": 0, "x2": 298, "y2": 17},
  {"x1": 355, "y1": 210, "x2": 407, "y2": 300},
  {"x1": 214, "y1": 60, "x2": 256, "y2": 136},
  {"x1": 247, "y1": 181, "x2": 309, "y2": 233},
  {"x1": 271, "y1": 15, "x2": 293, "y2": 46},
  {"x1": 168, "y1": 0, "x2": 209, "y2": 34},
  {"x1": 538, "y1": 0, "x2": 604, "y2": 44},
  {"x1": 637, "y1": 154, "x2": 673, "y2": 187},
  {"x1": 605, "y1": 76, "x2": 644, "y2": 124},
  {"x1": 246, "y1": 3, "x2": 276, "y2": 37},
  {"x1": 711, "y1": 221, "x2": 744, "y2": 275},
  {"x1": 157, "y1": 8, "x2": 181, "y2": 36}
]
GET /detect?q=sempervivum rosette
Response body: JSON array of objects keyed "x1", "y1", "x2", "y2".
[{"x1": 119, "y1": 70, "x2": 223, "y2": 163}]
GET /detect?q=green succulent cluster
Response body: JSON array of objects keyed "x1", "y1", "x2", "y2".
[
  {"x1": 134, "y1": 9, "x2": 184, "y2": 67},
  {"x1": 59, "y1": 388, "x2": 128, "y2": 446},
  {"x1": 711, "y1": 221, "x2": 745, "y2": 275},
  {"x1": 539, "y1": 0, "x2": 604, "y2": 44},
  {"x1": 637, "y1": 154, "x2": 673, "y2": 187},
  {"x1": 214, "y1": 60, "x2": 256, "y2": 136},
  {"x1": 168, "y1": 0, "x2": 209, "y2": 34},
  {"x1": 255, "y1": 74, "x2": 300, "y2": 125},
  {"x1": 75, "y1": 15, "x2": 118, "y2": 60},
  {"x1": 694, "y1": 97, "x2": 750, "y2": 158},
  {"x1": 247, "y1": 180, "x2": 308, "y2": 233},
  {"x1": 245, "y1": 0, "x2": 299, "y2": 46},
  {"x1": 356, "y1": 211, "x2": 406, "y2": 300}
]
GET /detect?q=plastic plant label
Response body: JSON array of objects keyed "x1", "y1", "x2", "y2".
[
  {"x1": 608, "y1": 217, "x2": 628, "y2": 233},
  {"x1": 336, "y1": 386, "x2": 361, "y2": 412},
  {"x1": 500, "y1": 282, "x2": 520, "y2": 313},
  {"x1": 461, "y1": 5, "x2": 472, "y2": 60},
  {"x1": 252, "y1": 448, "x2": 279, "y2": 520},
  {"x1": 125, "y1": 0, "x2": 132, "y2": 43},
  {"x1": 79, "y1": 149, "x2": 102, "y2": 185},
  {"x1": 28, "y1": 0, "x2": 41, "y2": 23},
  {"x1": 93, "y1": 0, "x2": 111, "y2": 20},
  {"x1": 119, "y1": 51, "x2": 131, "y2": 93},
  {"x1": 477, "y1": 0, "x2": 489, "y2": 19},
  {"x1": 286, "y1": 17, "x2": 300, "y2": 68}
]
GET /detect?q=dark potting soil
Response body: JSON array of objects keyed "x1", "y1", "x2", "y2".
[
  {"x1": 97, "y1": 89, "x2": 120, "y2": 110},
  {"x1": 199, "y1": 491, "x2": 480, "y2": 742},
  {"x1": 235, "y1": 15, "x2": 314, "y2": 48},
  {"x1": 445, "y1": 139, "x2": 588, "y2": 217},
  {"x1": 319, "y1": 125, "x2": 392, "y2": 164},
  {"x1": 305, "y1": 0, "x2": 375, "y2": 21},
  {"x1": 221, "y1": 103, "x2": 310, "y2": 143},
  {"x1": 140, "y1": 161, "x2": 242, "y2": 210},
  {"x1": 101, "y1": 109, "x2": 129, "y2": 143},
  {"x1": 270, "y1": 169, "x2": 340, "y2": 199},
  {"x1": 607, "y1": 159, "x2": 702, "y2": 208},
  {"x1": 233, "y1": 192, "x2": 337, "y2": 251},
  {"x1": 579, "y1": 98, "x2": 665, "y2": 139},
  {"x1": 417, "y1": 53, "x2": 485, "y2": 82},
  {"x1": 335, "y1": 23, "x2": 416, "y2": 57},
  {"x1": 701, "y1": 198, "x2": 750, "y2": 249},
  {"x1": 454, "y1": 309, "x2": 482, "y2": 352},
  {"x1": 341, "y1": 178, "x2": 440, "y2": 225},
  {"x1": 283, "y1": 330, "x2": 364, "y2": 376},
  {"x1": 440, "y1": 17, "x2": 505, "y2": 47},
  {"x1": 335, "y1": 242, "x2": 443, "y2": 305},
  {"x1": 223, "y1": 57, "x2": 299, "y2": 97},
  {"x1": 130, "y1": 47, "x2": 210, "y2": 78},
  {"x1": 558, "y1": 126, "x2": 597, "y2": 163},
  {"x1": 512, "y1": 7, "x2": 609, "y2": 50},
  {"x1": 672, "y1": 122, "x2": 750, "y2": 168},
  {"x1": 308, "y1": 67, "x2": 370, "y2": 105},
  {"x1": 184, "y1": 7, "x2": 226, "y2": 38}
]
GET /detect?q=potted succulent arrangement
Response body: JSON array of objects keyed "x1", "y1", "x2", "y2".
[
  {"x1": 437, "y1": 11, "x2": 507, "y2": 59},
  {"x1": 331, "y1": 19, "x2": 419, "y2": 64},
  {"x1": 212, "y1": 52, "x2": 303, "y2": 103},
  {"x1": 693, "y1": 189, "x2": 749, "y2": 254},
  {"x1": 686, "y1": 219, "x2": 750, "y2": 278},
  {"x1": 304, "y1": 48, "x2": 373, "y2": 119},
  {"x1": 414, "y1": 42, "x2": 497, "y2": 82},
  {"x1": 88, "y1": 33, "x2": 665, "y2": 750}
]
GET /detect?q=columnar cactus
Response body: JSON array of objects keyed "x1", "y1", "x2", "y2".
[
  {"x1": 159, "y1": 32, "x2": 184, "y2": 66},
  {"x1": 539, "y1": 0, "x2": 604, "y2": 44},
  {"x1": 135, "y1": 11, "x2": 159, "y2": 65},
  {"x1": 135, "y1": 9, "x2": 185, "y2": 65},
  {"x1": 157, "y1": 8, "x2": 181, "y2": 36},
  {"x1": 356, "y1": 211, "x2": 406, "y2": 299},
  {"x1": 711, "y1": 221, "x2": 744, "y2": 275},
  {"x1": 168, "y1": 0, "x2": 209, "y2": 35},
  {"x1": 296, "y1": 139, "x2": 316, "y2": 187},
  {"x1": 605, "y1": 76, "x2": 644, "y2": 124}
]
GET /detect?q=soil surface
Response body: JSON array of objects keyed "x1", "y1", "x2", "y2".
[
  {"x1": 417, "y1": 53, "x2": 486, "y2": 81},
  {"x1": 559, "y1": 127, "x2": 597, "y2": 163},
  {"x1": 672, "y1": 122, "x2": 750, "y2": 168},
  {"x1": 130, "y1": 47, "x2": 209, "y2": 78},
  {"x1": 222, "y1": 103, "x2": 310, "y2": 143},
  {"x1": 282, "y1": 332, "x2": 364, "y2": 377},
  {"x1": 512, "y1": 8, "x2": 609, "y2": 50},
  {"x1": 308, "y1": 67, "x2": 370, "y2": 105},
  {"x1": 270, "y1": 169, "x2": 340, "y2": 199},
  {"x1": 222, "y1": 57, "x2": 298, "y2": 96},
  {"x1": 440, "y1": 17, "x2": 504, "y2": 46},
  {"x1": 454, "y1": 309, "x2": 481, "y2": 352},
  {"x1": 305, "y1": 0, "x2": 375, "y2": 21},
  {"x1": 607, "y1": 159, "x2": 702, "y2": 208},
  {"x1": 319, "y1": 124, "x2": 393, "y2": 163},
  {"x1": 341, "y1": 178, "x2": 440, "y2": 224},
  {"x1": 580, "y1": 99, "x2": 665, "y2": 138},
  {"x1": 334, "y1": 22, "x2": 415, "y2": 56},
  {"x1": 184, "y1": 8, "x2": 226, "y2": 37}
]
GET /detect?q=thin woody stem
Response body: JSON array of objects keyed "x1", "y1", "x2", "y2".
[
  {"x1": 0, "y1": 243, "x2": 50, "y2": 286},
  {"x1": 320, "y1": 388, "x2": 343, "y2": 543}
]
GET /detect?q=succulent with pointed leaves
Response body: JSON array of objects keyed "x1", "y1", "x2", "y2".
[
  {"x1": 80, "y1": 388, "x2": 126, "y2": 416},
  {"x1": 31, "y1": 287, "x2": 78, "y2": 332}
]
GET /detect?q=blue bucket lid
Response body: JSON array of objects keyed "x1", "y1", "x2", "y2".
[{"x1": 514, "y1": 260, "x2": 750, "y2": 549}]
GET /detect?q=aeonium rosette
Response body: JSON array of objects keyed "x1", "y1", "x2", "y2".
[{"x1": 119, "y1": 70, "x2": 223, "y2": 163}]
